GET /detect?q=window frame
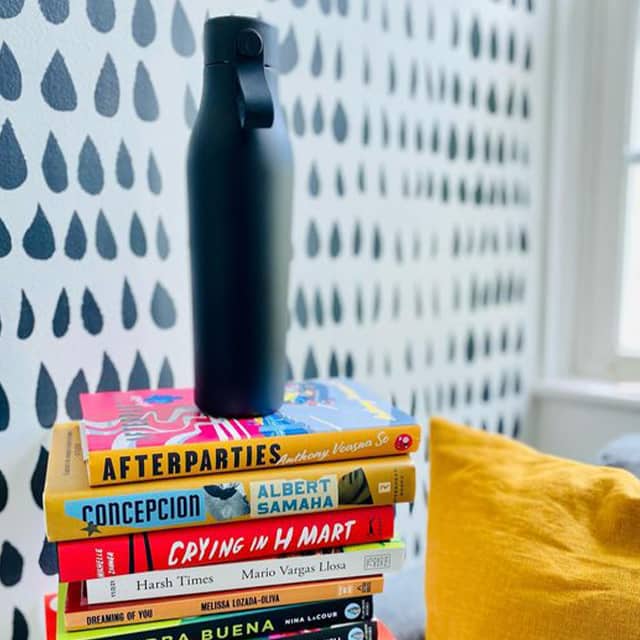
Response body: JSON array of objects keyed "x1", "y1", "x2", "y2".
[{"x1": 543, "y1": 0, "x2": 640, "y2": 382}]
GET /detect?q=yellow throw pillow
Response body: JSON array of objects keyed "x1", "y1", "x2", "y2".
[{"x1": 427, "y1": 417, "x2": 640, "y2": 640}]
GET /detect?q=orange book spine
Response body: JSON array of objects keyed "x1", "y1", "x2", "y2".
[{"x1": 64, "y1": 577, "x2": 384, "y2": 630}]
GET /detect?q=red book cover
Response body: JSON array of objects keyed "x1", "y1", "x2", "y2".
[{"x1": 57, "y1": 505, "x2": 394, "y2": 583}]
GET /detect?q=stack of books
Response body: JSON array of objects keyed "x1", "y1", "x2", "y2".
[{"x1": 43, "y1": 379, "x2": 420, "y2": 640}]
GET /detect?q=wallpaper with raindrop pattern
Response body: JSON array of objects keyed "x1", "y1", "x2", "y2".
[{"x1": 0, "y1": 0, "x2": 550, "y2": 636}]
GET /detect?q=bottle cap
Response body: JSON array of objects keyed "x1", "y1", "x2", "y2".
[{"x1": 204, "y1": 16, "x2": 279, "y2": 69}]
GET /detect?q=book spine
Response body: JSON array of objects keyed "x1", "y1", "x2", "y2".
[
  {"x1": 58, "y1": 506, "x2": 395, "y2": 582},
  {"x1": 63, "y1": 597, "x2": 374, "y2": 640},
  {"x1": 87, "y1": 425, "x2": 422, "y2": 486},
  {"x1": 64, "y1": 577, "x2": 385, "y2": 630},
  {"x1": 85, "y1": 541, "x2": 405, "y2": 604},
  {"x1": 45, "y1": 456, "x2": 415, "y2": 542}
]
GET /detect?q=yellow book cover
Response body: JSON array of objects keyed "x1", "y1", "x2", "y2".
[
  {"x1": 64, "y1": 577, "x2": 385, "y2": 630},
  {"x1": 44, "y1": 423, "x2": 416, "y2": 542},
  {"x1": 79, "y1": 379, "x2": 421, "y2": 486}
]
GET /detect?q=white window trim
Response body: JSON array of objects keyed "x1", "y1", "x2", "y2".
[
  {"x1": 541, "y1": 0, "x2": 640, "y2": 382},
  {"x1": 531, "y1": 0, "x2": 640, "y2": 460}
]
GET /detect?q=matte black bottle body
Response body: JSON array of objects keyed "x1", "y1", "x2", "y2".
[{"x1": 187, "y1": 19, "x2": 293, "y2": 417}]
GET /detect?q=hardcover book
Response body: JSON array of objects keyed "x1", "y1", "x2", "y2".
[
  {"x1": 78, "y1": 379, "x2": 421, "y2": 486},
  {"x1": 58, "y1": 506, "x2": 395, "y2": 582},
  {"x1": 64, "y1": 577, "x2": 385, "y2": 630},
  {"x1": 84, "y1": 540, "x2": 405, "y2": 604},
  {"x1": 56, "y1": 583, "x2": 378, "y2": 640},
  {"x1": 44, "y1": 423, "x2": 415, "y2": 542}
]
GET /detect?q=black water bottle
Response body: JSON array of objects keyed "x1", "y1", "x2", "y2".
[{"x1": 187, "y1": 17, "x2": 294, "y2": 417}]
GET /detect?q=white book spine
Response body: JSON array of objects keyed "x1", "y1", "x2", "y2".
[{"x1": 85, "y1": 544, "x2": 405, "y2": 604}]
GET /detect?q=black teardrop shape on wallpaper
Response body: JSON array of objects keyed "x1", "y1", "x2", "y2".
[
  {"x1": 156, "y1": 217, "x2": 169, "y2": 259},
  {"x1": 39, "y1": 0, "x2": 69, "y2": 24},
  {"x1": 372, "y1": 285, "x2": 381, "y2": 322},
  {"x1": 308, "y1": 162, "x2": 320, "y2": 197},
  {"x1": 41, "y1": 50, "x2": 77, "y2": 111},
  {"x1": 380, "y1": 2, "x2": 388, "y2": 31},
  {"x1": 96, "y1": 210, "x2": 117, "y2": 259},
  {"x1": 361, "y1": 157, "x2": 376, "y2": 185},
  {"x1": 319, "y1": 0, "x2": 331, "y2": 15},
  {"x1": 151, "y1": 282, "x2": 177, "y2": 329},
  {"x1": 0, "y1": 541, "x2": 23, "y2": 586},
  {"x1": 345, "y1": 353, "x2": 354, "y2": 378},
  {"x1": 0, "y1": 42, "x2": 21, "y2": 101},
  {"x1": 30, "y1": 446, "x2": 47, "y2": 509},
  {"x1": 0, "y1": 119, "x2": 27, "y2": 189},
  {"x1": 362, "y1": 52, "x2": 370, "y2": 85},
  {"x1": 64, "y1": 211, "x2": 86, "y2": 260},
  {"x1": 334, "y1": 44, "x2": 343, "y2": 80},
  {"x1": 17, "y1": 290, "x2": 35, "y2": 339},
  {"x1": 0, "y1": 218, "x2": 10, "y2": 257},
  {"x1": 134, "y1": 61, "x2": 159, "y2": 121},
  {"x1": 128, "y1": 351, "x2": 150, "y2": 390},
  {"x1": 295, "y1": 287, "x2": 308, "y2": 328},
  {"x1": 303, "y1": 349, "x2": 319, "y2": 379},
  {"x1": 116, "y1": 140, "x2": 134, "y2": 188},
  {"x1": 38, "y1": 537, "x2": 58, "y2": 575},
  {"x1": 352, "y1": 221, "x2": 362, "y2": 255},
  {"x1": 184, "y1": 85, "x2": 197, "y2": 129},
  {"x1": 387, "y1": 57, "x2": 396, "y2": 94},
  {"x1": 332, "y1": 101, "x2": 348, "y2": 143},
  {"x1": 23, "y1": 205, "x2": 55, "y2": 259},
  {"x1": 314, "y1": 289, "x2": 324, "y2": 326},
  {"x1": 329, "y1": 351, "x2": 339, "y2": 377},
  {"x1": 82, "y1": 288, "x2": 103, "y2": 335},
  {"x1": 36, "y1": 364, "x2": 57, "y2": 428},
  {"x1": 488, "y1": 85, "x2": 497, "y2": 113},
  {"x1": 292, "y1": 98, "x2": 305, "y2": 136},
  {"x1": 52, "y1": 288, "x2": 70, "y2": 337},
  {"x1": 470, "y1": 17, "x2": 481, "y2": 58},
  {"x1": 42, "y1": 131, "x2": 68, "y2": 192},
  {"x1": 158, "y1": 357, "x2": 174, "y2": 388},
  {"x1": 306, "y1": 220, "x2": 320, "y2": 257},
  {"x1": 312, "y1": 99, "x2": 324, "y2": 134},
  {"x1": 0, "y1": 382, "x2": 8, "y2": 431},
  {"x1": 66, "y1": 369, "x2": 88, "y2": 419},
  {"x1": 372, "y1": 226, "x2": 382, "y2": 260},
  {"x1": 132, "y1": 0, "x2": 156, "y2": 47},
  {"x1": 129, "y1": 212, "x2": 146, "y2": 256},
  {"x1": 355, "y1": 287, "x2": 363, "y2": 323},
  {"x1": 524, "y1": 42, "x2": 532, "y2": 70},
  {"x1": 0, "y1": 469, "x2": 7, "y2": 511},
  {"x1": 95, "y1": 53, "x2": 120, "y2": 117},
  {"x1": 122, "y1": 278, "x2": 137, "y2": 329},
  {"x1": 147, "y1": 151, "x2": 162, "y2": 194},
  {"x1": 87, "y1": 0, "x2": 115, "y2": 32},
  {"x1": 172, "y1": 0, "x2": 195, "y2": 57},
  {"x1": 466, "y1": 331, "x2": 476, "y2": 362},
  {"x1": 311, "y1": 35, "x2": 322, "y2": 76},
  {"x1": 336, "y1": 0, "x2": 348, "y2": 16},
  {"x1": 0, "y1": 0, "x2": 24, "y2": 19},
  {"x1": 97, "y1": 352, "x2": 120, "y2": 392},
  {"x1": 335, "y1": 167, "x2": 345, "y2": 197},
  {"x1": 292, "y1": 0, "x2": 307, "y2": 6},
  {"x1": 78, "y1": 136, "x2": 104, "y2": 194},
  {"x1": 490, "y1": 27, "x2": 498, "y2": 60},
  {"x1": 331, "y1": 287, "x2": 342, "y2": 323},
  {"x1": 329, "y1": 223, "x2": 341, "y2": 257},
  {"x1": 12, "y1": 608, "x2": 28, "y2": 640},
  {"x1": 279, "y1": 26, "x2": 298, "y2": 74}
]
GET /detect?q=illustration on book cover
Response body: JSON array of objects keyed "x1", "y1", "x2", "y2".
[{"x1": 80, "y1": 379, "x2": 416, "y2": 452}]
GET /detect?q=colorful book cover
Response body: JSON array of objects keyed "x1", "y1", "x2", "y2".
[
  {"x1": 58, "y1": 505, "x2": 395, "y2": 582},
  {"x1": 64, "y1": 577, "x2": 385, "y2": 630},
  {"x1": 44, "y1": 423, "x2": 415, "y2": 542},
  {"x1": 44, "y1": 592, "x2": 57, "y2": 640},
  {"x1": 57, "y1": 583, "x2": 378, "y2": 640},
  {"x1": 79, "y1": 379, "x2": 421, "y2": 486},
  {"x1": 84, "y1": 540, "x2": 405, "y2": 604}
]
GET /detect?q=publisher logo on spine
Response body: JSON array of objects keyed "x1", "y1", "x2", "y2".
[
  {"x1": 348, "y1": 627, "x2": 365, "y2": 640},
  {"x1": 364, "y1": 552, "x2": 392, "y2": 571},
  {"x1": 344, "y1": 602, "x2": 362, "y2": 620},
  {"x1": 394, "y1": 433, "x2": 413, "y2": 451}
]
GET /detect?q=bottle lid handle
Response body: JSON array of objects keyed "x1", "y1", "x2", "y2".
[{"x1": 235, "y1": 28, "x2": 274, "y2": 129}]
